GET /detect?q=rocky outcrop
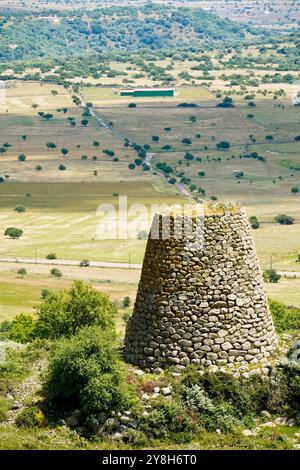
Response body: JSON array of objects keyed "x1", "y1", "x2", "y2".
[{"x1": 124, "y1": 209, "x2": 277, "y2": 370}]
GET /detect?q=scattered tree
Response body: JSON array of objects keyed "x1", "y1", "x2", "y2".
[
  {"x1": 263, "y1": 269, "x2": 281, "y2": 284},
  {"x1": 17, "y1": 268, "x2": 27, "y2": 278},
  {"x1": 122, "y1": 296, "x2": 131, "y2": 308},
  {"x1": 14, "y1": 206, "x2": 26, "y2": 213},
  {"x1": 274, "y1": 214, "x2": 295, "y2": 225},
  {"x1": 50, "y1": 268, "x2": 63, "y2": 278},
  {"x1": 249, "y1": 216, "x2": 260, "y2": 229},
  {"x1": 46, "y1": 253, "x2": 57, "y2": 260},
  {"x1": 4, "y1": 227, "x2": 23, "y2": 239}
]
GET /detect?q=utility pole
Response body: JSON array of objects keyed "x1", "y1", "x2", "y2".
[{"x1": 129, "y1": 252, "x2": 131, "y2": 269}]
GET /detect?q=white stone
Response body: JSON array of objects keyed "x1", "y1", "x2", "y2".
[
  {"x1": 162, "y1": 386, "x2": 172, "y2": 396},
  {"x1": 242, "y1": 430, "x2": 256, "y2": 437},
  {"x1": 222, "y1": 342, "x2": 233, "y2": 351}
]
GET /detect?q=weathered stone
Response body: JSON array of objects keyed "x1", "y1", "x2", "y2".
[{"x1": 222, "y1": 342, "x2": 233, "y2": 351}]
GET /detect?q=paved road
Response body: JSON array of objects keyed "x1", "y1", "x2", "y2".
[
  {"x1": 0, "y1": 257, "x2": 142, "y2": 270},
  {"x1": 278, "y1": 271, "x2": 300, "y2": 278},
  {"x1": 1, "y1": 257, "x2": 299, "y2": 278}
]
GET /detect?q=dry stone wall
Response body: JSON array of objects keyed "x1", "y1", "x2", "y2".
[{"x1": 124, "y1": 209, "x2": 277, "y2": 370}]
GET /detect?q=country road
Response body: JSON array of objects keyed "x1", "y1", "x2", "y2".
[
  {"x1": 0, "y1": 257, "x2": 299, "y2": 278},
  {"x1": 278, "y1": 271, "x2": 300, "y2": 278},
  {"x1": 0, "y1": 257, "x2": 142, "y2": 270},
  {"x1": 79, "y1": 93, "x2": 191, "y2": 199}
]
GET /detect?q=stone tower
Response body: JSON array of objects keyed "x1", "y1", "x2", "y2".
[{"x1": 124, "y1": 209, "x2": 277, "y2": 370}]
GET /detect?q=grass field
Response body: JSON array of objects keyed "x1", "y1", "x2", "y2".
[
  {"x1": 0, "y1": 263, "x2": 140, "y2": 332},
  {"x1": 0, "y1": 261, "x2": 299, "y2": 326},
  {"x1": 0, "y1": 181, "x2": 184, "y2": 263},
  {"x1": 82, "y1": 85, "x2": 214, "y2": 105},
  {"x1": 0, "y1": 82, "x2": 144, "y2": 182},
  {"x1": 265, "y1": 278, "x2": 300, "y2": 307},
  {"x1": 0, "y1": 81, "x2": 299, "y2": 318}
]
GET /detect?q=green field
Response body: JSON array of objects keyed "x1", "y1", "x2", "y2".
[
  {"x1": 0, "y1": 261, "x2": 299, "y2": 326},
  {"x1": 0, "y1": 181, "x2": 184, "y2": 263},
  {"x1": 82, "y1": 85, "x2": 214, "y2": 104},
  {"x1": 0, "y1": 82, "x2": 299, "y2": 321}
]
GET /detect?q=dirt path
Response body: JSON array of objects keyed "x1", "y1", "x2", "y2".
[
  {"x1": 5, "y1": 358, "x2": 47, "y2": 425},
  {"x1": 79, "y1": 91, "x2": 192, "y2": 199}
]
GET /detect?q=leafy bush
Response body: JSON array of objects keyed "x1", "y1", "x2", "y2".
[
  {"x1": 35, "y1": 281, "x2": 115, "y2": 339},
  {"x1": 183, "y1": 384, "x2": 214, "y2": 412},
  {"x1": 50, "y1": 268, "x2": 62, "y2": 278},
  {"x1": 263, "y1": 269, "x2": 281, "y2": 284},
  {"x1": 44, "y1": 326, "x2": 130, "y2": 414},
  {"x1": 141, "y1": 398, "x2": 197, "y2": 439},
  {"x1": 46, "y1": 253, "x2": 57, "y2": 260},
  {"x1": 0, "y1": 348, "x2": 32, "y2": 395},
  {"x1": 198, "y1": 403, "x2": 240, "y2": 433},
  {"x1": 40, "y1": 289, "x2": 50, "y2": 299},
  {"x1": 267, "y1": 363, "x2": 300, "y2": 416},
  {"x1": 249, "y1": 216, "x2": 260, "y2": 229},
  {"x1": 4, "y1": 227, "x2": 23, "y2": 239},
  {"x1": 122, "y1": 296, "x2": 131, "y2": 308},
  {"x1": 180, "y1": 367, "x2": 269, "y2": 418},
  {"x1": 122, "y1": 429, "x2": 148, "y2": 447},
  {"x1": 14, "y1": 206, "x2": 26, "y2": 213},
  {"x1": 269, "y1": 299, "x2": 300, "y2": 332},
  {"x1": 177, "y1": 367, "x2": 279, "y2": 432},
  {"x1": 274, "y1": 214, "x2": 295, "y2": 225},
  {"x1": 0, "y1": 320, "x2": 12, "y2": 340},
  {"x1": 16, "y1": 405, "x2": 47, "y2": 428},
  {"x1": 0, "y1": 397, "x2": 11, "y2": 422},
  {"x1": 8, "y1": 314, "x2": 36, "y2": 343},
  {"x1": 17, "y1": 268, "x2": 27, "y2": 278}
]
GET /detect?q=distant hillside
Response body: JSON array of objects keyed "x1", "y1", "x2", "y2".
[{"x1": 0, "y1": 4, "x2": 263, "y2": 62}]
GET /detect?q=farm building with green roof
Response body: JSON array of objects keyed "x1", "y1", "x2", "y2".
[{"x1": 120, "y1": 88, "x2": 176, "y2": 97}]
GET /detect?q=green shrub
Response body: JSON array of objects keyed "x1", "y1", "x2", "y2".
[
  {"x1": 141, "y1": 398, "x2": 197, "y2": 439},
  {"x1": 122, "y1": 429, "x2": 148, "y2": 447},
  {"x1": 198, "y1": 403, "x2": 240, "y2": 433},
  {"x1": 35, "y1": 281, "x2": 115, "y2": 339},
  {"x1": 50, "y1": 268, "x2": 62, "y2": 278},
  {"x1": 183, "y1": 384, "x2": 215, "y2": 412},
  {"x1": 180, "y1": 367, "x2": 270, "y2": 418},
  {"x1": 0, "y1": 320, "x2": 12, "y2": 340},
  {"x1": 122, "y1": 296, "x2": 131, "y2": 308},
  {"x1": 44, "y1": 326, "x2": 130, "y2": 414},
  {"x1": 274, "y1": 214, "x2": 295, "y2": 225},
  {"x1": 4, "y1": 227, "x2": 23, "y2": 239},
  {"x1": 40, "y1": 289, "x2": 50, "y2": 299},
  {"x1": 267, "y1": 363, "x2": 300, "y2": 416},
  {"x1": 269, "y1": 299, "x2": 300, "y2": 332},
  {"x1": 249, "y1": 215, "x2": 260, "y2": 229},
  {"x1": 0, "y1": 348, "x2": 32, "y2": 395},
  {"x1": 263, "y1": 269, "x2": 281, "y2": 283},
  {"x1": 16, "y1": 405, "x2": 47, "y2": 428},
  {"x1": 0, "y1": 397, "x2": 12, "y2": 422},
  {"x1": 8, "y1": 314, "x2": 36, "y2": 343}
]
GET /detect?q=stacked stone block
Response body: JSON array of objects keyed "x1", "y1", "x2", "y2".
[{"x1": 124, "y1": 209, "x2": 277, "y2": 370}]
